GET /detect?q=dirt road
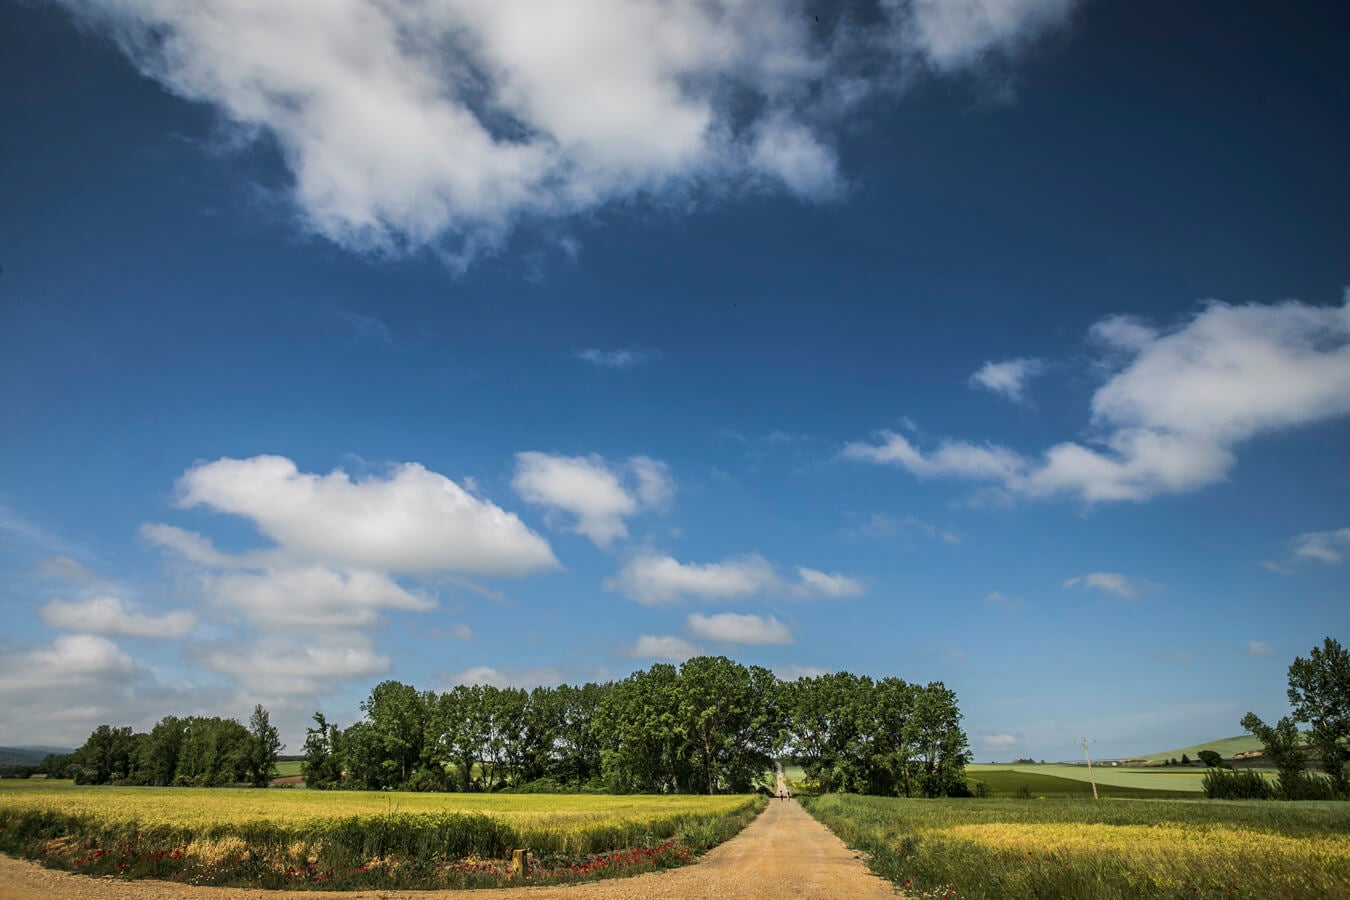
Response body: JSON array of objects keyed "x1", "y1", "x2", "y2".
[{"x1": 0, "y1": 801, "x2": 901, "y2": 899}]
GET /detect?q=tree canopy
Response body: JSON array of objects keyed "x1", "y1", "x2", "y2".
[{"x1": 313, "y1": 656, "x2": 969, "y2": 797}]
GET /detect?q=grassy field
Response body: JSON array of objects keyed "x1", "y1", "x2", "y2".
[
  {"x1": 804, "y1": 793, "x2": 1350, "y2": 898},
  {"x1": 787, "y1": 763, "x2": 1216, "y2": 798},
  {"x1": 272, "y1": 759, "x2": 302, "y2": 778},
  {"x1": 0, "y1": 781, "x2": 763, "y2": 889},
  {"x1": 965, "y1": 767, "x2": 1197, "y2": 799},
  {"x1": 967, "y1": 763, "x2": 1233, "y2": 794}
]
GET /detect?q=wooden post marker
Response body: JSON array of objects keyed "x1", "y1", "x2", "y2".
[{"x1": 512, "y1": 848, "x2": 528, "y2": 876}]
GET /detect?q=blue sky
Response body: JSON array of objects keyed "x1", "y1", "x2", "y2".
[{"x1": 1, "y1": 0, "x2": 1347, "y2": 762}]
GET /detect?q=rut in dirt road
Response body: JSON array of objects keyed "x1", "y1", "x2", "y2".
[{"x1": 0, "y1": 800, "x2": 903, "y2": 899}]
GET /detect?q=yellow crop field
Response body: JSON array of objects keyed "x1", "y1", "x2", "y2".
[
  {"x1": 804, "y1": 794, "x2": 1350, "y2": 898},
  {"x1": 0, "y1": 780, "x2": 750, "y2": 833},
  {"x1": 0, "y1": 781, "x2": 764, "y2": 889}
]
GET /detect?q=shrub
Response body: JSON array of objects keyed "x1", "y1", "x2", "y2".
[{"x1": 1202, "y1": 768, "x2": 1273, "y2": 800}]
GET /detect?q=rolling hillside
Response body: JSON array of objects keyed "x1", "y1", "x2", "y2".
[{"x1": 1132, "y1": 734, "x2": 1269, "y2": 762}]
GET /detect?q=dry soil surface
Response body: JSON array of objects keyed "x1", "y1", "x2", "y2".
[{"x1": 0, "y1": 800, "x2": 902, "y2": 899}]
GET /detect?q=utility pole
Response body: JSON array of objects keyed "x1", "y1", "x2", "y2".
[{"x1": 1078, "y1": 737, "x2": 1098, "y2": 799}]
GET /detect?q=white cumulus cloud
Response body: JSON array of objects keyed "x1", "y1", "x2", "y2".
[
  {"x1": 970, "y1": 357, "x2": 1043, "y2": 403},
  {"x1": 981, "y1": 731, "x2": 1021, "y2": 749},
  {"x1": 175, "y1": 455, "x2": 556, "y2": 576},
  {"x1": 629, "y1": 635, "x2": 702, "y2": 661},
  {"x1": 513, "y1": 452, "x2": 674, "y2": 548},
  {"x1": 606, "y1": 552, "x2": 780, "y2": 606},
  {"x1": 206, "y1": 566, "x2": 434, "y2": 629},
  {"x1": 687, "y1": 612, "x2": 793, "y2": 645},
  {"x1": 39, "y1": 595, "x2": 197, "y2": 638},
  {"x1": 138, "y1": 455, "x2": 558, "y2": 703},
  {"x1": 775, "y1": 664, "x2": 829, "y2": 680},
  {"x1": 848, "y1": 295, "x2": 1350, "y2": 503},
  {"x1": 51, "y1": 0, "x2": 1077, "y2": 267},
  {"x1": 0, "y1": 635, "x2": 228, "y2": 746},
  {"x1": 202, "y1": 640, "x2": 390, "y2": 696},
  {"x1": 1248, "y1": 641, "x2": 1275, "y2": 657}
]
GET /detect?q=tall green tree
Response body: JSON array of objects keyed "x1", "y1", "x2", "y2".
[
  {"x1": 1287, "y1": 637, "x2": 1350, "y2": 796},
  {"x1": 246, "y1": 704, "x2": 283, "y2": 787},
  {"x1": 301, "y1": 712, "x2": 343, "y2": 789},
  {"x1": 677, "y1": 656, "x2": 782, "y2": 794},
  {"x1": 905, "y1": 682, "x2": 972, "y2": 797},
  {"x1": 596, "y1": 663, "x2": 691, "y2": 792},
  {"x1": 784, "y1": 672, "x2": 871, "y2": 793},
  {"x1": 361, "y1": 680, "x2": 428, "y2": 786}
]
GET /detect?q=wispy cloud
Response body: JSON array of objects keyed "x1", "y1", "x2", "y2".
[
  {"x1": 1290, "y1": 528, "x2": 1350, "y2": 565},
  {"x1": 336, "y1": 311, "x2": 393, "y2": 344},
  {"x1": 35, "y1": 556, "x2": 102, "y2": 585},
  {"x1": 1063, "y1": 572, "x2": 1139, "y2": 598},
  {"x1": 576, "y1": 348, "x2": 659, "y2": 369},
  {"x1": 849, "y1": 512, "x2": 960, "y2": 544},
  {"x1": 0, "y1": 502, "x2": 83, "y2": 557},
  {"x1": 1153, "y1": 651, "x2": 1194, "y2": 663},
  {"x1": 984, "y1": 590, "x2": 1023, "y2": 610},
  {"x1": 793, "y1": 567, "x2": 864, "y2": 599},
  {"x1": 1247, "y1": 641, "x2": 1275, "y2": 657}
]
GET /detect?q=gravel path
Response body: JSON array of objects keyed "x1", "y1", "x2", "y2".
[{"x1": 0, "y1": 801, "x2": 902, "y2": 899}]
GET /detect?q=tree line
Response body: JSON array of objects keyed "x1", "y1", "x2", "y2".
[
  {"x1": 302, "y1": 657, "x2": 971, "y2": 797},
  {"x1": 44, "y1": 658, "x2": 969, "y2": 797},
  {"x1": 45, "y1": 705, "x2": 282, "y2": 788}
]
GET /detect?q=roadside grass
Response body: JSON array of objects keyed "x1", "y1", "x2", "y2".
[
  {"x1": 0, "y1": 781, "x2": 764, "y2": 889},
  {"x1": 803, "y1": 793, "x2": 1350, "y2": 899}
]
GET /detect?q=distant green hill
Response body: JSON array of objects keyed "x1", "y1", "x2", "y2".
[
  {"x1": 1133, "y1": 734, "x2": 1271, "y2": 762},
  {"x1": 0, "y1": 747, "x2": 71, "y2": 766}
]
